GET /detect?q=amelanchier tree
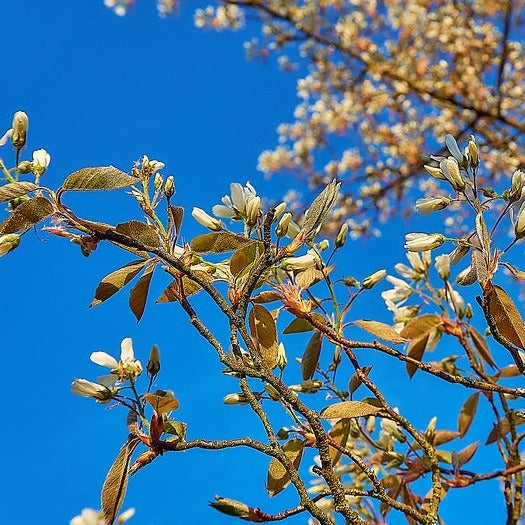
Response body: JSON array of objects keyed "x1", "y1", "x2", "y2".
[
  {"x1": 106, "y1": 0, "x2": 524, "y2": 238},
  {"x1": 2, "y1": 111, "x2": 525, "y2": 524}
]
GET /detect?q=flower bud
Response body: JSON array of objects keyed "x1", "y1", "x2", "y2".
[
  {"x1": 209, "y1": 496, "x2": 250, "y2": 518},
  {"x1": 70, "y1": 378, "x2": 114, "y2": 402},
  {"x1": 146, "y1": 344, "x2": 161, "y2": 377},
  {"x1": 424, "y1": 164, "x2": 446, "y2": 180},
  {"x1": 467, "y1": 137, "x2": 479, "y2": 167},
  {"x1": 508, "y1": 170, "x2": 525, "y2": 203},
  {"x1": 404, "y1": 233, "x2": 445, "y2": 252},
  {"x1": 192, "y1": 207, "x2": 222, "y2": 231},
  {"x1": 335, "y1": 223, "x2": 348, "y2": 248},
  {"x1": 318, "y1": 239, "x2": 329, "y2": 251},
  {"x1": 11, "y1": 111, "x2": 28, "y2": 149},
  {"x1": 435, "y1": 254, "x2": 450, "y2": 281},
  {"x1": 440, "y1": 157, "x2": 465, "y2": 191},
  {"x1": 362, "y1": 269, "x2": 386, "y2": 289},
  {"x1": 117, "y1": 508, "x2": 136, "y2": 524},
  {"x1": 276, "y1": 342, "x2": 287, "y2": 370},
  {"x1": 154, "y1": 172, "x2": 164, "y2": 191},
  {"x1": 281, "y1": 253, "x2": 317, "y2": 271},
  {"x1": 415, "y1": 197, "x2": 451, "y2": 215},
  {"x1": 0, "y1": 233, "x2": 21, "y2": 256},
  {"x1": 164, "y1": 176, "x2": 175, "y2": 199},
  {"x1": 245, "y1": 196, "x2": 261, "y2": 226},
  {"x1": 448, "y1": 243, "x2": 470, "y2": 265},
  {"x1": 514, "y1": 201, "x2": 525, "y2": 239},
  {"x1": 343, "y1": 276, "x2": 359, "y2": 288},
  {"x1": 17, "y1": 160, "x2": 32, "y2": 174},
  {"x1": 272, "y1": 202, "x2": 287, "y2": 221},
  {"x1": 276, "y1": 212, "x2": 292, "y2": 237},
  {"x1": 223, "y1": 393, "x2": 249, "y2": 405}
]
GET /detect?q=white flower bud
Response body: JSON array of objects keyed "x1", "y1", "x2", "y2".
[
  {"x1": 272, "y1": 202, "x2": 287, "y2": 221},
  {"x1": 404, "y1": 233, "x2": 445, "y2": 252},
  {"x1": 439, "y1": 157, "x2": 465, "y2": 191},
  {"x1": 335, "y1": 223, "x2": 348, "y2": 248},
  {"x1": 468, "y1": 137, "x2": 479, "y2": 167},
  {"x1": 164, "y1": 176, "x2": 175, "y2": 199},
  {"x1": 276, "y1": 212, "x2": 292, "y2": 237},
  {"x1": 514, "y1": 200, "x2": 525, "y2": 239},
  {"x1": 318, "y1": 239, "x2": 329, "y2": 251},
  {"x1": 245, "y1": 195, "x2": 261, "y2": 226},
  {"x1": 435, "y1": 254, "x2": 450, "y2": 281},
  {"x1": 509, "y1": 170, "x2": 525, "y2": 203},
  {"x1": 12, "y1": 111, "x2": 28, "y2": 149},
  {"x1": 223, "y1": 393, "x2": 249, "y2": 405},
  {"x1": 415, "y1": 197, "x2": 450, "y2": 215},
  {"x1": 0, "y1": 233, "x2": 21, "y2": 256},
  {"x1": 70, "y1": 379, "x2": 114, "y2": 402},
  {"x1": 362, "y1": 269, "x2": 386, "y2": 289},
  {"x1": 146, "y1": 344, "x2": 161, "y2": 377},
  {"x1": 192, "y1": 207, "x2": 222, "y2": 231},
  {"x1": 424, "y1": 164, "x2": 446, "y2": 180},
  {"x1": 276, "y1": 342, "x2": 287, "y2": 370},
  {"x1": 281, "y1": 253, "x2": 317, "y2": 271}
]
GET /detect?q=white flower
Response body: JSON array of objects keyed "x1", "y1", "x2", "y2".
[
  {"x1": 381, "y1": 276, "x2": 412, "y2": 303},
  {"x1": 91, "y1": 338, "x2": 142, "y2": 380},
  {"x1": 404, "y1": 233, "x2": 445, "y2": 252},
  {"x1": 12, "y1": 111, "x2": 28, "y2": 149},
  {"x1": 191, "y1": 207, "x2": 222, "y2": 230},
  {"x1": 212, "y1": 182, "x2": 257, "y2": 220}
]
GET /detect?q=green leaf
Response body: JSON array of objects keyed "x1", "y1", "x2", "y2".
[
  {"x1": 267, "y1": 438, "x2": 304, "y2": 497},
  {"x1": 283, "y1": 313, "x2": 325, "y2": 334},
  {"x1": 129, "y1": 265, "x2": 155, "y2": 321},
  {"x1": 320, "y1": 400, "x2": 381, "y2": 419},
  {"x1": 90, "y1": 260, "x2": 147, "y2": 307},
  {"x1": 116, "y1": 220, "x2": 161, "y2": 248},
  {"x1": 0, "y1": 181, "x2": 38, "y2": 203},
  {"x1": 457, "y1": 392, "x2": 479, "y2": 438},
  {"x1": 101, "y1": 438, "x2": 139, "y2": 525},
  {"x1": 163, "y1": 420, "x2": 187, "y2": 441},
  {"x1": 0, "y1": 196, "x2": 53, "y2": 233},
  {"x1": 249, "y1": 304, "x2": 278, "y2": 369},
  {"x1": 352, "y1": 320, "x2": 407, "y2": 344},
  {"x1": 62, "y1": 166, "x2": 137, "y2": 191},
  {"x1": 230, "y1": 241, "x2": 264, "y2": 277},
  {"x1": 301, "y1": 331, "x2": 322, "y2": 380},
  {"x1": 190, "y1": 232, "x2": 253, "y2": 253}
]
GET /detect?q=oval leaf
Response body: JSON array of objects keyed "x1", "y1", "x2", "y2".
[
  {"x1": 116, "y1": 220, "x2": 161, "y2": 248},
  {"x1": 349, "y1": 365, "x2": 372, "y2": 396},
  {"x1": 101, "y1": 439, "x2": 139, "y2": 525},
  {"x1": 320, "y1": 400, "x2": 381, "y2": 419},
  {"x1": 0, "y1": 181, "x2": 38, "y2": 203},
  {"x1": 267, "y1": 438, "x2": 304, "y2": 497},
  {"x1": 249, "y1": 305, "x2": 278, "y2": 369},
  {"x1": 328, "y1": 419, "x2": 351, "y2": 466},
  {"x1": 457, "y1": 392, "x2": 480, "y2": 438},
  {"x1": 129, "y1": 265, "x2": 155, "y2": 322},
  {"x1": 143, "y1": 392, "x2": 180, "y2": 414},
  {"x1": 468, "y1": 325, "x2": 497, "y2": 369},
  {"x1": 230, "y1": 241, "x2": 263, "y2": 277},
  {"x1": 456, "y1": 441, "x2": 479, "y2": 467},
  {"x1": 157, "y1": 271, "x2": 212, "y2": 303},
  {"x1": 62, "y1": 166, "x2": 137, "y2": 191},
  {"x1": 191, "y1": 232, "x2": 253, "y2": 254},
  {"x1": 90, "y1": 260, "x2": 147, "y2": 307},
  {"x1": 302, "y1": 179, "x2": 340, "y2": 239},
  {"x1": 400, "y1": 314, "x2": 442, "y2": 340},
  {"x1": 283, "y1": 313, "x2": 325, "y2": 334},
  {"x1": 0, "y1": 196, "x2": 53, "y2": 233},
  {"x1": 301, "y1": 331, "x2": 322, "y2": 380},
  {"x1": 353, "y1": 320, "x2": 407, "y2": 344},
  {"x1": 406, "y1": 333, "x2": 430, "y2": 378}
]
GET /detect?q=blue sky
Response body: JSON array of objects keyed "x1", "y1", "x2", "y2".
[{"x1": 0, "y1": 2, "x2": 511, "y2": 525}]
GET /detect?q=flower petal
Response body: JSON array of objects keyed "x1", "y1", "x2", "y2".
[
  {"x1": 120, "y1": 337, "x2": 134, "y2": 362},
  {"x1": 90, "y1": 351, "x2": 118, "y2": 368}
]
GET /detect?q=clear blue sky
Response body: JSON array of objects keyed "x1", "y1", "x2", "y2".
[{"x1": 0, "y1": 2, "x2": 508, "y2": 524}]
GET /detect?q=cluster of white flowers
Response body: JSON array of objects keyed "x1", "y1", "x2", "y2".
[
  {"x1": 194, "y1": 5, "x2": 244, "y2": 30},
  {"x1": 70, "y1": 507, "x2": 134, "y2": 525}
]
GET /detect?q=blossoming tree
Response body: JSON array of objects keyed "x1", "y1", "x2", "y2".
[
  {"x1": 3, "y1": 109, "x2": 525, "y2": 524},
  {"x1": 104, "y1": 0, "x2": 525, "y2": 238}
]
